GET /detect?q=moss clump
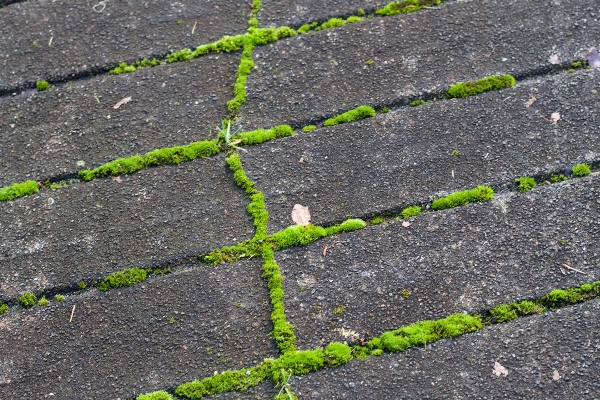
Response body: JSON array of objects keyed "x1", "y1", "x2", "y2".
[
  {"x1": 36, "y1": 80, "x2": 51, "y2": 91},
  {"x1": 346, "y1": 16, "x2": 364, "y2": 23},
  {"x1": 54, "y1": 294, "x2": 66, "y2": 301},
  {"x1": 0, "y1": 303, "x2": 8, "y2": 314},
  {"x1": 550, "y1": 173, "x2": 567, "y2": 183},
  {"x1": 515, "y1": 176, "x2": 536, "y2": 193},
  {"x1": 302, "y1": 125, "x2": 316, "y2": 133},
  {"x1": 297, "y1": 21, "x2": 320, "y2": 34},
  {"x1": 571, "y1": 163, "x2": 591, "y2": 177},
  {"x1": 325, "y1": 342, "x2": 352, "y2": 367},
  {"x1": 228, "y1": 42, "x2": 255, "y2": 112},
  {"x1": 431, "y1": 186, "x2": 494, "y2": 211},
  {"x1": 38, "y1": 296, "x2": 50, "y2": 307},
  {"x1": 137, "y1": 390, "x2": 174, "y2": 400},
  {"x1": 410, "y1": 99, "x2": 426, "y2": 107},
  {"x1": 401, "y1": 205, "x2": 421, "y2": 219},
  {"x1": 371, "y1": 216, "x2": 384, "y2": 225},
  {"x1": 323, "y1": 105, "x2": 376, "y2": 127},
  {"x1": 78, "y1": 282, "x2": 87, "y2": 290},
  {"x1": 109, "y1": 62, "x2": 137, "y2": 75},
  {"x1": 18, "y1": 292, "x2": 37, "y2": 308},
  {"x1": 376, "y1": 0, "x2": 440, "y2": 16},
  {"x1": 0, "y1": 180, "x2": 39, "y2": 201},
  {"x1": 540, "y1": 281, "x2": 600, "y2": 308},
  {"x1": 263, "y1": 247, "x2": 296, "y2": 354},
  {"x1": 235, "y1": 125, "x2": 294, "y2": 145},
  {"x1": 447, "y1": 74, "x2": 516, "y2": 99},
  {"x1": 97, "y1": 268, "x2": 148, "y2": 292},
  {"x1": 109, "y1": 59, "x2": 163, "y2": 75},
  {"x1": 489, "y1": 304, "x2": 517, "y2": 322},
  {"x1": 321, "y1": 18, "x2": 345, "y2": 30}
]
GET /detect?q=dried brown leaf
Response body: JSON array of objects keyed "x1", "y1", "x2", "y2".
[
  {"x1": 550, "y1": 112, "x2": 560, "y2": 124},
  {"x1": 291, "y1": 204, "x2": 311, "y2": 226},
  {"x1": 402, "y1": 221, "x2": 411, "y2": 227},
  {"x1": 492, "y1": 361, "x2": 508, "y2": 377},
  {"x1": 113, "y1": 96, "x2": 132, "y2": 109}
]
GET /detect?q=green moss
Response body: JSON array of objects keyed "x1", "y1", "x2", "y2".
[
  {"x1": 447, "y1": 74, "x2": 516, "y2": 99},
  {"x1": 571, "y1": 163, "x2": 591, "y2": 177},
  {"x1": 248, "y1": 0, "x2": 262, "y2": 29},
  {"x1": 333, "y1": 304, "x2": 346, "y2": 315},
  {"x1": 297, "y1": 21, "x2": 320, "y2": 34},
  {"x1": 97, "y1": 268, "x2": 148, "y2": 292},
  {"x1": 78, "y1": 155, "x2": 145, "y2": 181},
  {"x1": 137, "y1": 390, "x2": 174, "y2": 400},
  {"x1": 515, "y1": 176, "x2": 536, "y2": 193},
  {"x1": 78, "y1": 282, "x2": 87, "y2": 290},
  {"x1": 376, "y1": 0, "x2": 440, "y2": 16},
  {"x1": 324, "y1": 342, "x2": 352, "y2": 367},
  {"x1": 54, "y1": 294, "x2": 66, "y2": 302},
  {"x1": 323, "y1": 105, "x2": 376, "y2": 127},
  {"x1": 321, "y1": 18, "x2": 345, "y2": 30},
  {"x1": 550, "y1": 173, "x2": 567, "y2": 183},
  {"x1": 249, "y1": 27, "x2": 297, "y2": 45},
  {"x1": 228, "y1": 42, "x2": 255, "y2": 112},
  {"x1": 18, "y1": 292, "x2": 37, "y2": 308},
  {"x1": 235, "y1": 125, "x2": 294, "y2": 145},
  {"x1": 346, "y1": 16, "x2": 364, "y2": 23},
  {"x1": 489, "y1": 304, "x2": 517, "y2": 322},
  {"x1": 371, "y1": 216, "x2": 384, "y2": 225},
  {"x1": 0, "y1": 180, "x2": 39, "y2": 201},
  {"x1": 263, "y1": 246, "x2": 296, "y2": 354},
  {"x1": 431, "y1": 186, "x2": 494, "y2": 211},
  {"x1": 302, "y1": 125, "x2": 316, "y2": 133},
  {"x1": 401, "y1": 205, "x2": 421, "y2": 219},
  {"x1": 571, "y1": 61, "x2": 583, "y2": 69},
  {"x1": 36, "y1": 80, "x2": 51, "y2": 91},
  {"x1": 410, "y1": 99, "x2": 426, "y2": 107},
  {"x1": 357, "y1": 8, "x2": 365, "y2": 16},
  {"x1": 540, "y1": 281, "x2": 600, "y2": 308},
  {"x1": 38, "y1": 296, "x2": 50, "y2": 307},
  {"x1": 0, "y1": 303, "x2": 8, "y2": 314}
]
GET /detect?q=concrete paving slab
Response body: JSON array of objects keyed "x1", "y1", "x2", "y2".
[
  {"x1": 259, "y1": 0, "x2": 388, "y2": 29},
  {"x1": 293, "y1": 299, "x2": 600, "y2": 399},
  {"x1": 0, "y1": 54, "x2": 236, "y2": 187},
  {"x1": 276, "y1": 173, "x2": 600, "y2": 349},
  {"x1": 242, "y1": 69, "x2": 600, "y2": 233},
  {"x1": 0, "y1": 0, "x2": 248, "y2": 94},
  {"x1": 241, "y1": 0, "x2": 600, "y2": 130},
  {"x1": 0, "y1": 260, "x2": 278, "y2": 400},
  {"x1": 0, "y1": 156, "x2": 254, "y2": 300}
]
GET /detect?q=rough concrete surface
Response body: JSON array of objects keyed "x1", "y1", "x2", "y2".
[
  {"x1": 0, "y1": 0, "x2": 248, "y2": 93},
  {"x1": 293, "y1": 299, "x2": 600, "y2": 399},
  {"x1": 243, "y1": 69, "x2": 600, "y2": 233},
  {"x1": 242, "y1": 0, "x2": 600, "y2": 130},
  {"x1": 0, "y1": 54, "x2": 237, "y2": 186},
  {"x1": 0, "y1": 260, "x2": 278, "y2": 400},
  {"x1": 0, "y1": 156, "x2": 254, "y2": 300}
]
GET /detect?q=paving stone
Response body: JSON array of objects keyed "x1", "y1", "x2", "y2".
[
  {"x1": 259, "y1": 0, "x2": 388, "y2": 28},
  {"x1": 0, "y1": 54, "x2": 237, "y2": 187},
  {"x1": 0, "y1": 156, "x2": 254, "y2": 300},
  {"x1": 241, "y1": 0, "x2": 600, "y2": 130},
  {"x1": 0, "y1": 260, "x2": 278, "y2": 399},
  {"x1": 276, "y1": 173, "x2": 600, "y2": 349},
  {"x1": 242, "y1": 69, "x2": 600, "y2": 233},
  {"x1": 293, "y1": 299, "x2": 600, "y2": 399},
  {"x1": 0, "y1": 0, "x2": 248, "y2": 94}
]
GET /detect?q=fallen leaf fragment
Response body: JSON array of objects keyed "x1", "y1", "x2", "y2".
[
  {"x1": 291, "y1": 204, "x2": 311, "y2": 226},
  {"x1": 322, "y1": 245, "x2": 328, "y2": 256},
  {"x1": 550, "y1": 112, "x2": 560, "y2": 124},
  {"x1": 402, "y1": 221, "x2": 411, "y2": 227},
  {"x1": 548, "y1": 54, "x2": 560, "y2": 64},
  {"x1": 111, "y1": 176, "x2": 122, "y2": 183},
  {"x1": 113, "y1": 96, "x2": 132, "y2": 109},
  {"x1": 299, "y1": 157, "x2": 304, "y2": 163},
  {"x1": 582, "y1": 47, "x2": 600, "y2": 69},
  {"x1": 553, "y1": 370, "x2": 560, "y2": 381},
  {"x1": 492, "y1": 361, "x2": 508, "y2": 377},
  {"x1": 525, "y1": 94, "x2": 537, "y2": 107}
]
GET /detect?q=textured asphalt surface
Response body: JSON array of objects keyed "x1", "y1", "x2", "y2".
[
  {"x1": 0, "y1": 260, "x2": 278, "y2": 399},
  {"x1": 277, "y1": 173, "x2": 600, "y2": 349},
  {"x1": 243, "y1": 69, "x2": 600, "y2": 233},
  {"x1": 293, "y1": 299, "x2": 600, "y2": 399},
  {"x1": 0, "y1": 0, "x2": 248, "y2": 94},
  {"x1": 0, "y1": 54, "x2": 236, "y2": 186},
  {"x1": 1, "y1": 0, "x2": 599, "y2": 399},
  {"x1": 0, "y1": 156, "x2": 254, "y2": 301},
  {"x1": 241, "y1": 0, "x2": 600, "y2": 130}
]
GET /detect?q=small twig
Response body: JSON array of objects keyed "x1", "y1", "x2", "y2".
[
  {"x1": 561, "y1": 263, "x2": 586, "y2": 275},
  {"x1": 69, "y1": 305, "x2": 76, "y2": 322},
  {"x1": 192, "y1": 21, "x2": 197, "y2": 34},
  {"x1": 48, "y1": 36, "x2": 53, "y2": 46}
]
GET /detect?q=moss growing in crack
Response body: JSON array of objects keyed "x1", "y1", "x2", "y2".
[
  {"x1": 540, "y1": 281, "x2": 600, "y2": 308},
  {"x1": 263, "y1": 246, "x2": 297, "y2": 354},
  {"x1": 38, "y1": 296, "x2": 50, "y2": 307},
  {"x1": 346, "y1": 15, "x2": 364, "y2": 23},
  {"x1": 18, "y1": 292, "x2": 37, "y2": 308},
  {"x1": 371, "y1": 216, "x2": 384, "y2": 225},
  {"x1": 248, "y1": 0, "x2": 262, "y2": 29},
  {"x1": 489, "y1": 304, "x2": 517, "y2": 322},
  {"x1": 376, "y1": 0, "x2": 440, "y2": 17},
  {"x1": 447, "y1": 74, "x2": 516, "y2": 99},
  {"x1": 0, "y1": 302, "x2": 8, "y2": 315},
  {"x1": 323, "y1": 105, "x2": 376, "y2": 127},
  {"x1": 137, "y1": 391, "x2": 174, "y2": 400},
  {"x1": 297, "y1": 21, "x2": 320, "y2": 34},
  {"x1": 431, "y1": 186, "x2": 494, "y2": 211},
  {"x1": 97, "y1": 268, "x2": 148, "y2": 292},
  {"x1": 401, "y1": 205, "x2": 421, "y2": 219},
  {"x1": 249, "y1": 27, "x2": 298, "y2": 45},
  {"x1": 410, "y1": 99, "x2": 426, "y2": 107},
  {"x1": 321, "y1": 18, "x2": 345, "y2": 30},
  {"x1": 36, "y1": 80, "x2": 51, "y2": 91},
  {"x1": 54, "y1": 294, "x2": 66, "y2": 302},
  {"x1": 324, "y1": 342, "x2": 352, "y2": 367},
  {"x1": 110, "y1": 59, "x2": 162, "y2": 75},
  {"x1": 515, "y1": 176, "x2": 536, "y2": 193},
  {"x1": 109, "y1": 62, "x2": 137, "y2": 75},
  {"x1": 302, "y1": 125, "x2": 316, "y2": 133},
  {"x1": 0, "y1": 180, "x2": 39, "y2": 201},
  {"x1": 571, "y1": 163, "x2": 591, "y2": 177},
  {"x1": 235, "y1": 125, "x2": 294, "y2": 145},
  {"x1": 228, "y1": 42, "x2": 255, "y2": 112},
  {"x1": 551, "y1": 173, "x2": 567, "y2": 183}
]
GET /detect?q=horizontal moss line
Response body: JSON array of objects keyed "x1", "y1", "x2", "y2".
[
  {"x1": 0, "y1": 180, "x2": 38, "y2": 201},
  {"x1": 144, "y1": 279, "x2": 600, "y2": 399}
]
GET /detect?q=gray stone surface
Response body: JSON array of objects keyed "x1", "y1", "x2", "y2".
[
  {"x1": 0, "y1": 54, "x2": 237, "y2": 187},
  {"x1": 241, "y1": 0, "x2": 600, "y2": 130},
  {"x1": 242, "y1": 69, "x2": 600, "y2": 233},
  {"x1": 0, "y1": 0, "x2": 248, "y2": 93},
  {"x1": 0, "y1": 260, "x2": 278, "y2": 400},
  {"x1": 293, "y1": 299, "x2": 600, "y2": 399},
  {"x1": 259, "y1": 0, "x2": 388, "y2": 28},
  {"x1": 0, "y1": 156, "x2": 254, "y2": 300},
  {"x1": 276, "y1": 173, "x2": 600, "y2": 349}
]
